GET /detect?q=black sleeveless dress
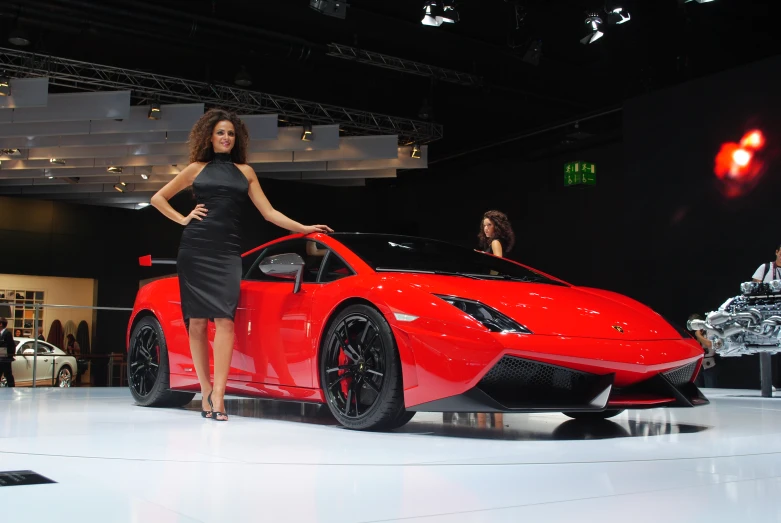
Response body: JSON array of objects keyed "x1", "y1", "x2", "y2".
[{"x1": 177, "y1": 152, "x2": 249, "y2": 322}]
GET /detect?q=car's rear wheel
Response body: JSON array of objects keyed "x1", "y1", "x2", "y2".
[
  {"x1": 128, "y1": 316, "x2": 195, "y2": 408},
  {"x1": 563, "y1": 409, "x2": 625, "y2": 421},
  {"x1": 320, "y1": 305, "x2": 403, "y2": 430},
  {"x1": 57, "y1": 365, "x2": 72, "y2": 388}
]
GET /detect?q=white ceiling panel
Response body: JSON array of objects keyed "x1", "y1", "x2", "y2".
[
  {"x1": 246, "y1": 151, "x2": 295, "y2": 163},
  {"x1": 238, "y1": 114, "x2": 279, "y2": 140},
  {"x1": 0, "y1": 121, "x2": 92, "y2": 137},
  {"x1": 327, "y1": 145, "x2": 428, "y2": 170},
  {"x1": 9, "y1": 91, "x2": 131, "y2": 123},
  {"x1": 252, "y1": 161, "x2": 328, "y2": 172},
  {"x1": 250, "y1": 126, "x2": 339, "y2": 152},
  {"x1": 26, "y1": 143, "x2": 189, "y2": 160},
  {"x1": 0, "y1": 78, "x2": 50, "y2": 109},
  {"x1": 0, "y1": 131, "x2": 171, "y2": 149},
  {"x1": 89, "y1": 104, "x2": 204, "y2": 134},
  {"x1": 294, "y1": 135, "x2": 397, "y2": 162}
]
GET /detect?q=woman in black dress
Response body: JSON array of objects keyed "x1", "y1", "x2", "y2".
[
  {"x1": 477, "y1": 210, "x2": 515, "y2": 258},
  {"x1": 151, "y1": 109, "x2": 332, "y2": 421}
]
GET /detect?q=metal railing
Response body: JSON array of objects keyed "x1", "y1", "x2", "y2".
[{"x1": 0, "y1": 301, "x2": 133, "y2": 389}]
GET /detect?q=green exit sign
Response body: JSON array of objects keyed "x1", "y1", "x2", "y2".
[{"x1": 564, "y1": 161, "x2": 596, "y2": 186}]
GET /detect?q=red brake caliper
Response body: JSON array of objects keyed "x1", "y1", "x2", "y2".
[{"x1": 338, "y1": 335, "x2": 351, "y2": 397}]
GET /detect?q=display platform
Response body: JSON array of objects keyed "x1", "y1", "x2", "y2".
[{"x1": 1, "y1": 388, "x2": 780, "y2": 522}]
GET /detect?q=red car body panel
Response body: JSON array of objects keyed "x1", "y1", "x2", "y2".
[{"x1": 127, "y1": 233, "x2": 706, "y2": 412}]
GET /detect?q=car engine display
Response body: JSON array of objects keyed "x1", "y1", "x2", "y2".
[{"x1": 688, "y1": 281, "x2": 781, "y2": 357}]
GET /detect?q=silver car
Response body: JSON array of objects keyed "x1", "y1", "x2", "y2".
[{"x1": 0, "y1": 338, "x2": 77, "y2": 387}]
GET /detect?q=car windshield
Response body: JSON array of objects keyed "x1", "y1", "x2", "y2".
[{"x1": 332, "y1": 234, "x2": 563, "y2": 285}]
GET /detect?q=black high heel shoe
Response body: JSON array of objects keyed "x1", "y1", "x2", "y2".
[
  {"x1": 208, "y1": 392, "x2": 228, "y2": 422},
  {"x1": 201, "y1": 392, "x2": 212, "y2": 419}
]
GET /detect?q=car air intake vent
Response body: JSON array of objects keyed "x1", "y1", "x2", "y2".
[
  {"x1": 662, "y1": 361, "x2": 699, "y2": 386},
  {"x1": 477, "y1": 355, "x2": 604, "y2": 409}
]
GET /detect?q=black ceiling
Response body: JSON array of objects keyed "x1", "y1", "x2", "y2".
[{"x1": 1, "y1": 0, "x2": 779, "y2": 160}]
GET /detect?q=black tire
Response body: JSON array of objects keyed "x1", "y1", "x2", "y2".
[
  {"x1": 57, "y1": 365, "x2": 73, "y2": 388},
  {"x1": 320, "y1": 304, "x2": 404, "y2": 430},
  {"x1": 385, "y1": 410, "x2": 416, "y2": 430},
  {"x1": 128, "y1": 316, "x2": 195, "y2": 408},
  {"x1": 563, "y1": 409, "x2": 625, "y2": 421}
]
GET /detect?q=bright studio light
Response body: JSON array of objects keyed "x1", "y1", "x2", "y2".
[{"x1": 731, "y1": 149, "x2": 752, "y2": 167}]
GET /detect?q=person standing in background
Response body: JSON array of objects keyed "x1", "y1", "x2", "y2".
[
  {"x1": 0, "y1": 317, "x2": 16, "y2": 387},
  {"x1": 478, "y1": 210, "x2": 516, "y2": 258},
  {"x1": 751, "y1": 243, "x2": 781, "y2": 282}
]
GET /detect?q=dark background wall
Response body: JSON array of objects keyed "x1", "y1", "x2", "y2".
[{"x1": 3, "y1": 54, "x2": 780, "y2": 388}]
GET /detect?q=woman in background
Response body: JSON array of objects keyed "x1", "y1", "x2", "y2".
[{"x1": 478, "y1": 210, "x2": 515, "y2": 258}]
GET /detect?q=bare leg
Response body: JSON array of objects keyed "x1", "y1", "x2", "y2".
[
  {"x1": 188, "y1": 318, "x2": 212, "y2": 413},
  {"x1": 211, "y1": 317, "x2": 235, "y2": 420}
]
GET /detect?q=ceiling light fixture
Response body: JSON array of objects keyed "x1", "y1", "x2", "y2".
[
  {"x1": 140, "y1": 173, "x2": 149, "y2": 180},
  {"x1": 301, "y1": 123, "x2": 314, "y2": 142},
  {"x1": 137, "y1": 202, "x2": 150, "y2": 209},
  {"x1": 411, "y1": 143, "x2": 422, "y2": 159},
  {"x1": 8, "y1": 27, "x2": 31, "y2": 47},
  {"x1": 309, "y1": 0, "x2": 349, "y2": 19},
  {"x1": 113, "y1": 184, "x2": 125, "y2": 193},
  {"x1": 107, "y1": 166, "x2": 123, "y2": 174},
  {"x1": 148, "y1": 102, "x2": 161, "y2": 120},
  {"x1": 438, "y1": 1, "x2": 459, "y2": 24},
  {"x1": 605, "y1": 2, "x2": 631, "y2": 24},
  {"x1": 0, "y1": 76, "x2": 10, "y2": 97},
  {"x1": 421, "y1": 2, "x2": 442, "y2": 27},
  {"x1": 49, "y1": 158, "x2": 65, "y2": 165},
  {"x1": 234, "y1": 66, "x2": 252, "y2": 87},
  {"x1": 580, "y1": 13, "x2": 604, "y2": 44}
]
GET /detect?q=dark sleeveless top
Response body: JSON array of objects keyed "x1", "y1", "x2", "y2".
[
  {"x1": 179, "y1": 153, "x2": 249, "y2": 255},
  {"x1": 483, "y1": 238, "x2": 505, "y2": 254}
]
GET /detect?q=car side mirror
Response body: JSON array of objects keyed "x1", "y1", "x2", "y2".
[{"x1": 260, "y1": 253, "x2": 306, "y2": 293}]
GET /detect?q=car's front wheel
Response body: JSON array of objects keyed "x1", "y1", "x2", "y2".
[
  {"x1": 320, "y1": 304, "x2": 404, "y2": 430},
  {"x1": 563, "y1": 409, "x2": 625, "y2": 421},
  {"x1": 128, "y1": 316, "x2": 195, "y2": 408},
  {"x1": 57, "y1": 365, "x2": 72, "y2": 388}
]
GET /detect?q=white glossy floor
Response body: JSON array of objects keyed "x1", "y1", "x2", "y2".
[{"x1": 1, "y1": 388, "x2": 781, "y2": 523}]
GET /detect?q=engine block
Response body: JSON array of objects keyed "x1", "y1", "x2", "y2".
[{"x1": 688, "y1": 281, "x2": 781, "y2": 357}]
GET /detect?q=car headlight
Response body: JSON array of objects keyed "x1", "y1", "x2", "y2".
[{"x1": 434, "y1": 294, "x2": 531, "y2": 334}]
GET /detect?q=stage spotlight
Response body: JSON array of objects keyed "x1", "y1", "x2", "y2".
[
  {"x1": 439, "y1": 1, "x2": 459, "y2": 24},
  {"x1": 605, "y1": 2, "x2": 631, "y2": 24},
  {"x1": 310, "y1": 0, "x2": 349, "y2": 19},
  {"x1": 49, "y1": 158, "x2": 65, "y2": 165},
  {"x1": 113, "y1": 184, "x2": 125, "y2": 193},
  {"x1": 580, "y1": 13, "x2": 604, "y2": 44},
  {"x1": 108, "y1": 166, "x2": 123, "y2": 174},
  {"x1": 301, "y1": 123, "x2": 314, "y2": 142},
  {"x1": 234, "y1": 66, "x2": 252, "y2": 87},
  {"x1": 8, "y1": 27, "x2": 31, "y2": 47},
  {"x1": 0, "y1": 77, "x2": 10, "y2": 97},
  {"x1": 148, "y1": 102, "x2": 161, "y2": 120},
  {"x1": 411, "y1": 143, "x2": 422, "y2": 159},
  {"x1": 421, "y1": 2, "x2": 442, "y2": 27}
]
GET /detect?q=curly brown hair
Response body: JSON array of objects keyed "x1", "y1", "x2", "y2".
[
  {"x1": 478, "y1": 210, "x2": 516, "y2": 253},
  {"x1": 188, "y1": 108, "x2": 250, "y2": 164}
]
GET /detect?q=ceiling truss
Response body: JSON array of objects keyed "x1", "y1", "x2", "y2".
[{"x1": 0, "y1": 47, "x2": 443, "y2": 145}]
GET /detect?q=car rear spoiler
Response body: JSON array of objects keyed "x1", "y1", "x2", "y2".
[{"x1": 139, "y1": 255, "x2": 177, "y2": 266}]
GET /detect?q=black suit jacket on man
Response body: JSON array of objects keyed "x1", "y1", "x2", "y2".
[{"x1": 0, "y1": 329, "x2": 15, "y2": 362}]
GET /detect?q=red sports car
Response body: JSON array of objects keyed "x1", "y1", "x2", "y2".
[{"x1": 127, "y1": 233, "x2": 708, "y2": 430}]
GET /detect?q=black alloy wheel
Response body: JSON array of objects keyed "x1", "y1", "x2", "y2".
[
  {"x1": 128, "y1": 316, "x2": 195, "y2": 408},
  {"x1": 320, "y1": 305, "x2": 405, "y2": 430},
  {"x1": 563, "y1": 409, "x2": 625, "y2": 421}
]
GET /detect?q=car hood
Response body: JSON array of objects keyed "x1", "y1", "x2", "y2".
[{"x1": 383, "y1": 274, "x2": 681, "y2": 341}]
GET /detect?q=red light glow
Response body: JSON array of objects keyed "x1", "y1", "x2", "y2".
[{"x1": 714, "y1": 128, "x2": 768, "y2": 198}]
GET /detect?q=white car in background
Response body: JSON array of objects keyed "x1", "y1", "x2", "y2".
[{"x1": 0, "y1": 338, "x2": 76, "y2": 388}]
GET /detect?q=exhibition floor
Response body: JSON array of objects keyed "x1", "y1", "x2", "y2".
[{"x1": 1, "y1": 388, "x2": 780, "y2": 522}]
